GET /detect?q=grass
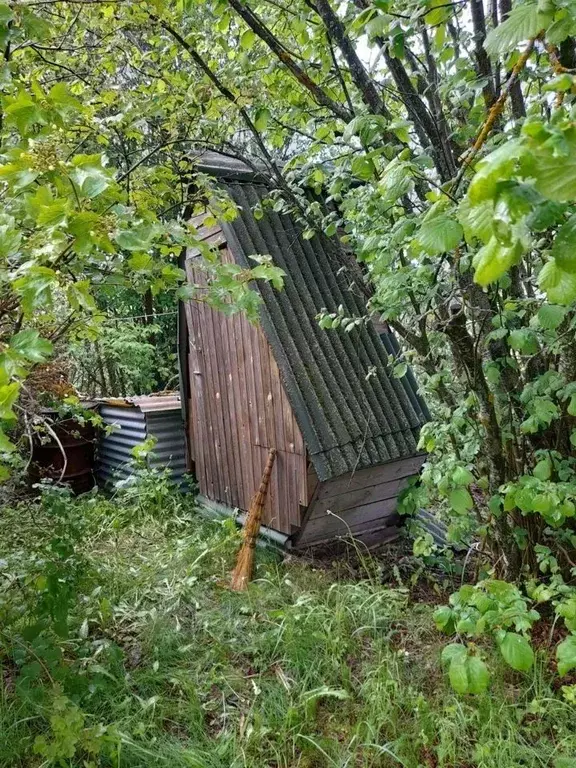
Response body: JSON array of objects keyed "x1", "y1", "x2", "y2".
[{"x1": 1, "y1": 479, "x2": 575, "y2": 767}]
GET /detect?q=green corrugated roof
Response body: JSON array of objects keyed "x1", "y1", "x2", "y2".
[{"x1": 198, "y1": 154, "x2": 428, "y2": 481}]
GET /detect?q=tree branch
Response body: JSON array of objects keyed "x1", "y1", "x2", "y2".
[
  {"x1": 307, "y1": 0, "x2": 391, "y2": 119},
  {"x1": 470, "y1": 0, "x2": 497, "y2": 108},
  {"x1": 225, "y1": 0, "x2": 353, "y2": 122},
  {"x1": 453, "y1": 34, "x2": 538, "y2": 193},
  {"x1": 498, "y1": 0, "x2": 527, "y2": 118}
]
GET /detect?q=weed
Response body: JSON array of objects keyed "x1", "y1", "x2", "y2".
[{"x1": 1, "y1": 480, "x2": 575, "y2": 766}]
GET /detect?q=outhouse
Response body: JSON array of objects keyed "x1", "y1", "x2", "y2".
[{"x1": 180, "y1": 153, "x2": 428, "y2": 548}]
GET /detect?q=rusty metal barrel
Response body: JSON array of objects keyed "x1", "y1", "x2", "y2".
[{"x1": 29, "y1": 413, "x2": 97, "y2": 494}]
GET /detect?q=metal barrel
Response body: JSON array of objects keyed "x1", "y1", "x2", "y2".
[{"x1": 29, "y1": 415, "x2": 97, "y2": 494}]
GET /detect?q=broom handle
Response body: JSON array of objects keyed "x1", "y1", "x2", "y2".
[{"x1": 253, "y1": 448, "x2": 277, "y2": 503}]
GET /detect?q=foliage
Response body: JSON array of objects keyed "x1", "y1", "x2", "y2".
[
  {"x1": 0, "y1": 5, "x2": 285, "y2": 475},
  {"x1": 1, "y1": 0, "x2": 576, "y2": 707},
  {"x1": 2, "y1": 486, "x2": 576, "y2": 767}
]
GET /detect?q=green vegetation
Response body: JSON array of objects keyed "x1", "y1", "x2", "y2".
[
  {"x1": 3, "y1": 0, "x2": 576, "y2": 757},
  {"x1": 1, "y1": 481, "x2": 576, "y2": 768}
]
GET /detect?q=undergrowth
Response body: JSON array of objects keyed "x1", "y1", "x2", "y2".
[{"x1": 1, "y1": 476, "x2": 575, "y2": 767}]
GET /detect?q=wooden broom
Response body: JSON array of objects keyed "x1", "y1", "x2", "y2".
[{"x1": 230, "y1": 448, "x2": 277, "y2": 591}]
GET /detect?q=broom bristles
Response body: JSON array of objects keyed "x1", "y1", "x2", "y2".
[{"x1": 230, "y1": 448, "x2": 277, "y2": 591}]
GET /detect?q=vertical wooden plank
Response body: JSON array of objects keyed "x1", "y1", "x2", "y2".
[
  {"x1": 184, "y1": 280, "x2": 210, "y2": 498},
  {"x1": 232, "y1": 309, "x2": 253, "y2": 511},
  {"x1": 209, "y1": 306, "x2": 238, "y2": 508},
  {"x1": 257, "y1": 330, "x2": 282, "y2": 526},
  {"x1": 190, "y1": 260, "x2": 220, "y2": 501},
  {"x1": 243, "y1": 318, "x2": 263, "y2": 514},
  {"x1": 198, "y1": 302, "x2": 224, "y2": 502},
  {"x1": 222, "y1": 310, "x2": 244, "y2": 508},
  {"x1": 274, "y1": 394, "x2": 292, "y2": 530},
  {"x1": 257, "y1": 328, "x2": 274, "y2": 449}
]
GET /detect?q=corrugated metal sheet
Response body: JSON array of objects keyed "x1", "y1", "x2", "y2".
[
  {"x1": 96, "y1": 401, "x2": 187, "y2": 488},
  {"x1": 128, "y1": 394, "x2": 181, "y2": 413},
  {"x1": 207, "y1": 169, "x2": 428, "y2": 481},
  {"x1": 97, "y1": 394, "x2": 181, "y2": 413}
]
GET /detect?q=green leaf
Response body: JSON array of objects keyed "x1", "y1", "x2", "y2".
[
  {"x1": 36, "y1": 199, "x2": 69, "y2": 228},
  {"x1": 116, "y1": 224, "x2": 158, "y2": 252},
  {"x1": 425, "y1": 0, "x2": 452, "y2": 26},
  {"x1": 453, "y1": 466, "x2": 474, "y2": 486},
  {"x1": 10, "y1": 329, "x2": 53, "y2": 363},
  {"x1": 13, "y1": 267, "x2": 56, "y2": 315},
  {"x1": 441, "y1": 642, "x2": 468, "y2": 666},
  {"x1": 0, "y1": 220, "x2": 21, "y2": 258},
  {"x1": 466, "y1": 656, "x2": 490, "y2": 694},
  {"x1": 67, "y1": 281, "x2": 96, "y2": 312},
  {"x1": 240, "y1": 29, "x2": 256, "y2": 49},
  {"x1": 473, "y1": 237, "x2": 523, "y2": 286},
  {"x1": 434, "y1": 606, "x2": 455, "y2": 633},
  {"x1": 0, "y1": 382, "x2": 19, "y2": 419},
  {"x1": 533, "y1": 457, "x2": 552, "y2": 481},
  {"x1": 351, "y1": 155, "x2": 375, "y2": 181},
  {"x1": 557, "y1": 635, "x2": 576, "y2": 676},
  {"x1": 543, "y1": 73, "x2": 576, "y2": 93},
  {"x1": 547, "y1": 12, "x2": 576, "y2": 45},
  {"x1": 458, "y1": 197, "x2": 493, "y2": 244},
  {"x1": 527, "y1": 200, "x2": 567, "y2": 232},
  {"x1": 449, "y1": 487, "x2": 474, "y2": 514},
  {"x1": 393, "y1": 362, "x2": 408, "y2": 378},
  {"x1": 0, "y1": 3, "x2": 13, "y2": 24},
  {"x1": 499, "y1": 631, "x2": 534, "y2": 672},
  {"x1": 508, "y1": 328, "x2": 539, "y2": 354},
  {"x1": 538, "y1": 259, "x2": 576, "y2": 305},
  {"x1": 551, "y1": 215, "x2": 576, "y2": 271},
  {"x1": 0, "y1": 427, "x2": 15, "y2": 453},
  {"x1": 449, "y1": 655, "x2": 469, "y2": 694},
  {"x1": 70, "y1": 156, "x2": 111, "y2": 198},
  {"x1": 3, "y1": 90, "x2": 45, "y2": 134},
  {"x1": 378, "y1": 159, "x2": 412, "y2": 202},
  {"x1": 531, "y1": 128, "x2": 576, "y2": 202},
  {"x1": 484, "y1": 3, "x2": 544, "y2": 58},
  {"x1": 416, "y1": 216, "x2": 463, "y2": 256},
  {"x1": 537, "y1": 304, "x2": 566, "y2": 330},
  {"x1": 254, "y1": 107, "x2": 271, "y2": 132}
]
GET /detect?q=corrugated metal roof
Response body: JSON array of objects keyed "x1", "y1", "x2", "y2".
[
  {"x1": 197, "y1": 157, "x2": 428, "y2": 482},
  {"x1": 98, "y1": 394, "x2": 181, "y2": 413},
  {"x1": 129, "y1": 394, "x2": 181, "y2": 413}
]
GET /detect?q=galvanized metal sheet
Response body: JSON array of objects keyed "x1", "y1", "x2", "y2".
[{"x1": 96, "y1": 402, "x2": 187, "y2": 489}]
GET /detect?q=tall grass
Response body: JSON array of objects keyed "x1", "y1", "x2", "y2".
[{"x1": 0, "y1": 482, "x2": 574, "y2": 767}]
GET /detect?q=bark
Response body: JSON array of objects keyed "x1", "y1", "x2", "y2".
[
  {"x1": 225, "y1": 0, "x2": 353, "y2": 122},
  {"x1": 469, "y1": 0, "x2": 497, "y2": 108},
  {"x1": 310, "y1": 0, "x2": 391, "y2": 118},
  {"x1": 350, "y1": 0, "x2": 455, "y2": 181},
  {"x1": 420, "y1": 24, "x2": 461, "y2": 176},
  {"x1": 498, "y1": 0, "x2": 527, "y2": 119},
  {"x1": 144, "y1": 288, "x2": 154, "y2": 325},
  {"x1": 441, "y1": 307, "x2": 506, "y2": 486},
  {"x1": 559, "y1": 36, "x2": 576, "y2": 70}
]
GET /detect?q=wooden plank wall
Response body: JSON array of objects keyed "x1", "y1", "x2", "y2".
[
  {"x1": 184, "y1": 218, "x2": 307, "y2": 534},
  {"x1": 295, "y1": 454, "x2": 425, "y2": 548}
]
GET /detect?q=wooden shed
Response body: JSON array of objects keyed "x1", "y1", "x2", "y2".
[{"x1": 179, "y1": 153, "x2": 428, "y2": 548}]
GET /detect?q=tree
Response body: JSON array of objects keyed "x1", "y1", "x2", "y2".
[
  {"x1": 4, "y1": 0, "x2": 576, "y2": 653},
  {"x1": 0, "y1": 0, "x2": 284, "y2": 476}
]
